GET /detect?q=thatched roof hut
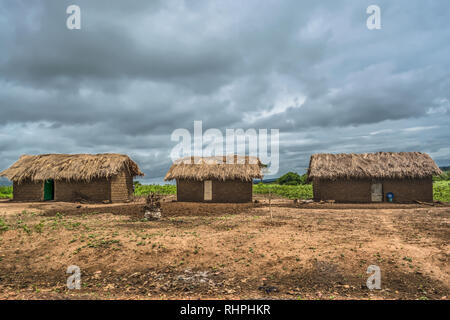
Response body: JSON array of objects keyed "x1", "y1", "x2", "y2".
[
  {"x1": 307, "y1": 152, "x2": 441, "y2": 203},
  {"x1": 0, "y1": 154, "x2": 143, "y2": 203},
  {"x1": 308, "y1": 152, "x2": 441, "y2": 180},
  {"x1": 164, "y1": 155, "x2": 264, "y2": 182},
  {"x1": 165, "y1": 155, "x2": 264, "y2": 203},
  {"x1": 0, "y1": 153, "x2": 143, "y2": 183}
]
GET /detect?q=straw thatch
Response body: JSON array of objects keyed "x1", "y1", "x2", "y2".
[
  {"x1": 0, "y1": 153, "x2": 144, "y2": 183},
  {"x1": 164, "y1": 155, "x2": 264, "y2": 181},
  {"x1": 307, "y1": 152, "x2": 442, "y2": 180}
]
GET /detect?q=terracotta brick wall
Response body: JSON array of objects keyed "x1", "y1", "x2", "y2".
[
  {"x1": 13, "y1": 181, "x2": 43, "y2": 201},
  {"x1": 176, "y1": 179, "x2": 253, "y2": 203},
  {"x1": 55, "y1": 178, "x2": 110, "y2": 202},
  {"x1": 111, "y1": 170, "x2": 133, "y2": 202},
  {"x1": 313, "y1": 177, "x2": 433, "y2": 203}
]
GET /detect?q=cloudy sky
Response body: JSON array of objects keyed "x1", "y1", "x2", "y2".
[{"x1": 1, "y1": 0, "x2": 449, "y2": 183}]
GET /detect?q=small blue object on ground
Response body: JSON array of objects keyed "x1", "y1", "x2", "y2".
[{"x1": 386, "y1": 192, "x2": 394, "y2": 202}]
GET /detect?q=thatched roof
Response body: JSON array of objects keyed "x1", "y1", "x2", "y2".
[
  {"x1": 0, "y1": 153, "x2": 144, "y2": 183},
  {"x1": 307, "y1": 152, "x2": 442, "y2": 180},
  {"x1": 164, "y1": 155, "x2": 264, "y2": 181}
]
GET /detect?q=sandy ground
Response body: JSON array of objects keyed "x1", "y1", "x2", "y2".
[{"x1": 0, "y1": 197, "x2": 448, "y2": 300}]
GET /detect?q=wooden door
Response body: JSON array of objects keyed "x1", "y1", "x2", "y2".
[
  {"x1": 371, "y1": 183, "x2": 382, "y2": 202},
  {"x1": 204, "y1": 180, "x2": 212, "y2": 201}
]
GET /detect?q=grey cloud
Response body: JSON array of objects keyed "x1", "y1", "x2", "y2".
[{"x1": 0, "y1": 0, "x2": 449, "y2": 180}]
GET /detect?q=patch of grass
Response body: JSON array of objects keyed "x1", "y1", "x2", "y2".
[
  {"x1": 433, "y1": 181, "x2": 450, "y2": 202},
  {"x1": 87, "y1": 238, "x2": 121, "y2": 249},
  {"x1": 64, "y1": 221, "x2": 81, "y2": 230},
  {"x1": 34, "y1": 222, "x2": 44, "y2": 234},
  {"x1": 17, "y1": 221, "x2": 32, "y2": 235},
  {"x1": 403, "y1": 256, "x2": 413, "y2": 263},
  {"x1": 0, "y1": 218, "x2": 9, "y2": 232}
]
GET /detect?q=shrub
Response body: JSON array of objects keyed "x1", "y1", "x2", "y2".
[
  {"x1": 433, "y1": 181, "x2": 450, "y2": 202},
  {"x1": 0, "y1": 186, "x2": 12, "y2": 199},
  {"x1": 433, "y1": 171, "x2": 450, "y2": 182},
  {"x1": 276, "y1": 172, "x2": 309, "y2": 185}
]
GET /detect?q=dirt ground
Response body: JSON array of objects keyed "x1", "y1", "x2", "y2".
[{"x1": 0, "y1": 196, "x2": 448, "y2": 300}]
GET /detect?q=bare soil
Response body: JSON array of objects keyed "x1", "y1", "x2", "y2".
[{"x1": 0, "y1": 197, "x2": 448, "y2": 300}]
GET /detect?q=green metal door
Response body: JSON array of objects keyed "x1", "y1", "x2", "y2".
[{"x1": 44, "y1": 179, "x2": 54, "y2": 201}]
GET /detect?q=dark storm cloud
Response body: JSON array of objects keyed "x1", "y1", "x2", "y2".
[
  {"x1": 0, "y1": 0, "x2": 449, "y2": 180},
  {"x1": 2, "y1": 0, "x2": 239, "y2": 87}
]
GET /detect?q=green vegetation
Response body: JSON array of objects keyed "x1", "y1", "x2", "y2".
[
  {"x1": 0, "y1": 186, "x2": 12, "y2": 199},
  {"x1": 133, "y1": 182, "x2": 176, "y2": 196},
  {"x1": 433, "y1": 170, "x2": 450, "y2": 181},
  {"x1": 276, "y1": 172, "x2": 308, "y2": 185},
  {"x1": 253, "y1": 183, "x2": 313, "y2": 199},
  {"x1": 0, "y1": 218, "x2": 9, "y2": 232},
  {"x1": 432, "y1": 169, "x2": 450, "y2": 202},
  {"x1": 433, "y1": 181, "x2": 450, "y2": 202}
]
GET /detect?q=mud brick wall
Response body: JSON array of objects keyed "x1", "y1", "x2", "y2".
[
  {"x1": 176, "y1": 179, "x2": 253, "y2": 203},
  {"x1": 383, "y1": 178, "x2": 433, "y2": 202},
  {"x1": 212, "y1": 180, "x2": 252, "y2": 203},
  {"x1": 111, "y1": 170, "x2": 133, "y2": 202},
  {"x1": 177, "y1": 179, "x2": 204, "y2": 202},
  {"x1": 55, "y1": 178, "x2": 111, "y2": 202},
  {"x1": 313, "y1": 179, "x2": 372, "y2": 203},
  {"x1": 313, "y1": 177, "x2": 434, "y2": 203},
  {"x1": 13, "y1": 181, "x2": 43, "y2": 201}
]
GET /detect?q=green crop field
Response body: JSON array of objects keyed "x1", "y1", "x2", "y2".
[
  {"x1": 253, "y1": 183, "x2": 313, "y2": 199},
  {"x1": 134, "y1": 184, "x2": 176, "y2": 196}
]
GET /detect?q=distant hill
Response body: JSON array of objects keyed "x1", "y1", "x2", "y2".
[
  {"x1": 253, "y1": 178, "x2": 278, "y2": 184},
  {"x1": 440, "y1": 166, "x2": 450, "y2": 171}
]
